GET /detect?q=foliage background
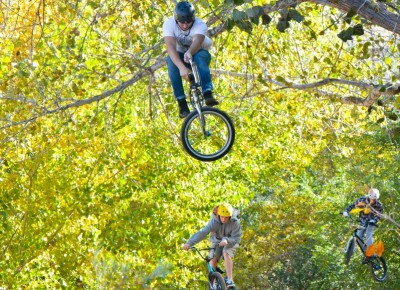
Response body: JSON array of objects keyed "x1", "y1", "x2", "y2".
[{"x1": 1, "y1": 0, "x2": 399, "y2": 289}]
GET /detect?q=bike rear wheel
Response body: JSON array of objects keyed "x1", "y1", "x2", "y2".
[
  {"x1": 369, "y1": 256, "x2": 388, "y2": 282},
  {"x1": 208, "y1": 272, "x2": 227, "y2": 290},
  {"x1": 181, "y1": 107, "x2": 235, "y2": 162},
  {"x1": 344, "y1": 237, "x2": 355, "y2": 265}
]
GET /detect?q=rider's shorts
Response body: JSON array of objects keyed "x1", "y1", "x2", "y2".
[{"x1": 209, "y1": 243, "x2": 239, "y2": 261}]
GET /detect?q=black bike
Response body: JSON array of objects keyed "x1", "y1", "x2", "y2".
[
  {"x1": 191, "y1": 247, "x2": 228, "y2": 290},
  {"x1": 344, "y1": 212, "x2": 387, "y2": 282},
  {"x1": 180, "y1": 60, "x2": 235, "y2": 162}
]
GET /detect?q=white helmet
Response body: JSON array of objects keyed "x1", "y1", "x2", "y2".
[{"x1": 368, "y1": 188, "x2": 380, "y2": 199}]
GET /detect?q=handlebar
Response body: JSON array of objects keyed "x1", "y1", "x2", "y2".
[{"x1": 190, "y1": 246, "x2": 215, "y2": 261}]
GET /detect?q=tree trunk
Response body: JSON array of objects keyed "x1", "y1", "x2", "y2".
[{"x1": 310, "y1": 0, "x2": 400, "y2": 34}]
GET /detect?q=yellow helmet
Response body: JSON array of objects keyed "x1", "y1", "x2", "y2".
[{"x1": 217, "y1": 203, "x2": 233, "y2": 217}]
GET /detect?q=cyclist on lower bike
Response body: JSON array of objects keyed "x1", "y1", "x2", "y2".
[
  {"x1": 182, "y1": 203, "x2": 242, "y2": 289},
  {"x1": 163, "y1": 1, "x2": 219, "y2": 118},
  {"x1": 343, "y1": 187, "x2": 384, "y2": 260}
]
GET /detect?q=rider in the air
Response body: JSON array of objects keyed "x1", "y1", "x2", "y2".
[{"x1": 162, "y1": 1, "x2": 218, "y2": 118}]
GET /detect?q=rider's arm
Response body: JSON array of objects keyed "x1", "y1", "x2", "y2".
[
  {"x1": 187, "y1": 34, "x2": 205, "y2": 56},
  {"x1": 164, "y1": 36, "x2": 191, "y2": 79},
  {"x1": 344, "y1": 197, "x2": 363, "y2": 213},
  {"x1": 186, "y1": 219, "x2": 214, "y2": 247},
  {"x1": 223, "y1": 222, "x2": 242, "y2": 246}
]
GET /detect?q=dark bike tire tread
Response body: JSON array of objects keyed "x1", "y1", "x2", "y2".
[
  {"x1": 208, "y1": 272, "x2": 227, "y2": 290},
  {"x1": 344, "y1": 238, "x2": 355, "y2": 265},
  {"x1": 181, "y1": 107, "x2": 235, "y2": 162},
  {"x1": 369, "y1": 256, "x2": 388, "y2": 282}
]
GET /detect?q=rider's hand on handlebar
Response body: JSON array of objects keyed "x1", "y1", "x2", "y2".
[
  {"x1": 182, "y1": 243, "x2": 191, "y2": 251},
  {"x1": 219, "y1": 239, "x2": 228, "y2": 247},
  {"x1": 343, "y1": 211, "x2": 349, "y2": 218},
  {"x1": 179, "y1": 67, "x2": 192, "y2": 81},
  {"x1": 184, "y1": 51, "x2": 192, "y2": 63}
]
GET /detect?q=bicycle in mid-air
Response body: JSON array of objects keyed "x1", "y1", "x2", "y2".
[
  {"x1": 190, "y1": 246, "x2": 229, "y2": 290},
  {"x1": 343, "y1": 210, "x2": 387, "y2": 282},
  {"x1": 180, "y1": 59, "x2": 235, "y2": 162}
]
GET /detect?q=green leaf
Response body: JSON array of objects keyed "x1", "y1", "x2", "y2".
[
  {"x1": 245, "y1": 6, "x2": 264, "y2": 18},
  {"x1": 344, "y1": 9, "x2": 357, "y2": 24},
  {"x1": 250, "y1": 16, "x2": 260, "y2": 25},
  {"x1": 227, "y1": 18, "x2": 235, "y2": 31},
  {"x1": 276, "y1": 76, "x2": 286, "y2": 83},
  {"x1": 232, "y1": 9, "x2": 247, "y2": 22},
  {"x1": 236, "y1": 20, "x2": 253, "y2": 34},
  {"x1": 257, "y1": 74, "x2": 269, "y2": 86},
  {"x1": 288, "y1": 9, "x2": 304, "y2": 23},
  {"x1": 337, "y1": 28, "x2": 353, "y2": 42},
  {"x1": 276, "y1": 19, "x2": 290, "y2": 32},
  {"x1": 262, "y1": 14, "x2": 272, "y2": 25},
  {"x1": 353, "y1": 24, "x2": 364, "y2": 36}
]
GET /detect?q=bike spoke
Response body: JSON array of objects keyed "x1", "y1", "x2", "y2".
[{"x1": 181, "y1": 108, "x2": 234, "y2": 161}]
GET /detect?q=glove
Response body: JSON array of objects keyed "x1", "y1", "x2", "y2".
[{"x1": 343, "y1": 211, "x2": 349, "y2": 217}]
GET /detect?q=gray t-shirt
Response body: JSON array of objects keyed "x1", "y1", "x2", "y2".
[{"x1": 162, "y1": 16, "x2": 212, "y2": 53}]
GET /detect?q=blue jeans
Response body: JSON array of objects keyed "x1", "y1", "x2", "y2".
[
  {"x1": 357, "y1": 223, "x2": 375, "y2": 247},
  {"x1": 166, "y1": 49, "x2": 213, "y2": 101}
]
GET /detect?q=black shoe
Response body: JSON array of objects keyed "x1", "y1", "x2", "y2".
[
  {"x1": 178, "y1": 99, "x2": 190, "y2": 118},
  {"x1": 203, "y1": 91, "x2": 219, "y2": 106},
  {"x1": 216, "y1": 266, "x2": 225, "y2": 274}
]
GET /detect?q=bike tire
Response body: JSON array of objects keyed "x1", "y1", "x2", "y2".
[
  {"x1": 369, "y1": 256, "x2": 388, "y2": 282},
  {"x1": 344, "y1": 237, "x2": 355, "y2": 265},
  {"x1": 208, "y1": 272, "x2": 227, "y2": 290},
  {"x1": 181, "y1": 107, "x2": 235, "y2": 162}
]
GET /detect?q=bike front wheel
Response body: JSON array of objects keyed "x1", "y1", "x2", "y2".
[
  {"x1": 369, "y1": 256, "x2": 388, "y2": 282},
  {"x1": 208, "y1": 272, "x2": 227, "y2": 290},
  {"x1": 181, "y1": 107, "x2": 235, "y2": 162},
  {"x1": 344, "y1": 237, "x2": 355, "y2": 265}
]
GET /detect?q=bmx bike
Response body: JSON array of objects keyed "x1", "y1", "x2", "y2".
[
  {"x1": 191, "y1": 246, "x2": 229, "y2": 290},
  {"x1": 180, "y1": 59, "x2": 235, "y2": 162},
  {"x1": 344, "y1": 213, "x2": 387, "y2": 282}
]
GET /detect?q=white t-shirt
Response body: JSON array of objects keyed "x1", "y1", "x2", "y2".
[{"x1": 162, "y1": 16, "x2": 212, "y2": 53}]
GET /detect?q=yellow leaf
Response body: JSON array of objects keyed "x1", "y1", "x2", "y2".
[
  {"x1": 349, "y1": 208, "x2": 363, "y2": 214},
  {"x1": 365, "y1": 243, "x2": 376, "y2": 257},
  {"x1": 377, "y1": 240, "x2": 384, "y2": 257}
]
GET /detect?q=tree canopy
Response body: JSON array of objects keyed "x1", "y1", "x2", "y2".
[{"x1": 1, "y1": 0, "x2": 399, "y2": 288}]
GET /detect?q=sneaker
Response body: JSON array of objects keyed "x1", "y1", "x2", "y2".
[
  {"x1": 225, "y1": 279, "x2": 235, "y2": 289},
  {"x1": 203, "y1": 91, "x2": 219, "y2": 106},
  {"x1": 178, "y1": 99, "x2": 190, "y2": 118}
]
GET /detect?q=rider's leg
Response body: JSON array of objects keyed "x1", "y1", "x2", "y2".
[
  {"x1": 365, "y1": 224, "x2": 375, "y2": 248},
  {"x1": 356, "y1": 227, "x2": 366, "y2": 245},
  {"x1": 166, "y1": 54, "x2": 190, "y2": 117},
  {"x1": 223, "y1": 252, "x2": 233, "y2": 281},
  {"x1": 166, "y1": 54, "x2": 186, "y2": 100},
  {"x1": 192, "y1": 50, "x2": 218, "y2": 106},
  {"x1": 210, "y1": 257, "x2": 218, "y2": 269},
  {"x1": 209, "y1": 244, "x2": 222, "y2": 270},
  {"x1": 223, "y1": 244, "x2": 239, "y2": 282}
]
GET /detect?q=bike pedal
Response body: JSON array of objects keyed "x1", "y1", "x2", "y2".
[{"x1": 216, "y1": 266, "x2": 225, "y2": 274}]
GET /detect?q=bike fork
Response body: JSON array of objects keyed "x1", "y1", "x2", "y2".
[{"x1": 191, "y1": 90, "x2": 208, "y2": 136}]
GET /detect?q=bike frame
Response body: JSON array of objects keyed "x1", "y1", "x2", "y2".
[
  {"x1": 188, "y1": 59, "x2": 207, "y2": 136},
  {"x1": 348, "y1": 219, "x2": 367, "y2": 255},
  {"x1": 191, "y1": 246, "x2": 218, "y2": 275}
]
